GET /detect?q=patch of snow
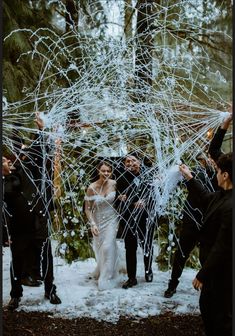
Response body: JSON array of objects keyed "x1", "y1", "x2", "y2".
[{"x1": 2, "y1": 240, "x2": 200, "y2": 323}]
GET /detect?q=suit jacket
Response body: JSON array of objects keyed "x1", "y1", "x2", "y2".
[
  {"x1": 181, "y1": 166, "x2": 218, "y2": 235},
  {"x1": 186, "y1": 178, "x2": 232, "y2": 283},
  {"x1": 21, "y1": 132, "x2": 54, "y2": 212},
  {"x1": 3, "y1": 168, "x2": 46, "y2": 238},
  {"x1": 3, "y1": 132, "x2": 52, "y2": 240},
  {"x1": 115, "y1": 168, "x2": 155, "y2": 230}
]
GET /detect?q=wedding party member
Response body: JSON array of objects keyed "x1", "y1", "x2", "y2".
[
  {"x1": 164, "y1": 152, "x2": 217, "y2": 298},
  {"x1": 165, "y1": 108, "x2": 232, "y2": 298},
  {"x1": 3, "y1": 113, "x2": 61, "y2": 311},
  {"x1": 179, "y1": 153, "x2": 232, "y2": 336},
  {"x1": 85, "y1": 161, "x2": 119, "y2": 290},
  {"x1": 116, "y1": 154, "x2": 155, "y2": 289}
]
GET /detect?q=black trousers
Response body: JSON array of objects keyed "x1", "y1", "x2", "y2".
[
  {"x1": 21, "y1": 245, "x2": 39, "y2": 280},
  {"x1": 124, "y1": 218, "x2": 155, "y2": 279},
  {"x1": 199, "y1": 273, "x2": 232, "y2": 336},
  {"x1": 10, "y1": 237, "x2": 54, "y2": 298},
  {"x1": 170, "y1": 223, "x2": 200, "y2": 287}
]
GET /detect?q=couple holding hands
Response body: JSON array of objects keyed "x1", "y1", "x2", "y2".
[{"x1": 85, "y1": 154, "x2": 155, "y2": 291}]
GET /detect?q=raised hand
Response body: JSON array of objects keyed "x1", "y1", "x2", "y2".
[
  {"x1": 179, "y1": 164, "x2": 193, "y2": 180},
  {"x1": 221, "y1": 104, "x2": 232, "y2": 130},
  {"x1": 35, "y1": 111, "x2": 44, "y2": 130}
]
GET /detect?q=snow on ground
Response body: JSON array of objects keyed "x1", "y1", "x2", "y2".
[{"x1": 3, "y1": 240, "x2": 200, "y2": 323}]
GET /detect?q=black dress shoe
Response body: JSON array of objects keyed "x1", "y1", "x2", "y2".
[
  {"x1": 45, "y1": 285, "x2": 61, "y2": 304},
  {"x1": 7, "y1": 298, "x2": 21, "y2": 311},
  {"x1": 145, "y1": 271, "x2": 153, "y2": 282},
  {"x1": 21, "y1": 276, "x2": 42, "y2": 287},
  {"x1": 122, "y1": 278, "x2": 137, "y2": 289},
  {"x1": 164, "y1": 287, "x2": 176, "y2": 298},
  {"x1": 45, "y1": 292, "x2": 62, "y2": 304}
]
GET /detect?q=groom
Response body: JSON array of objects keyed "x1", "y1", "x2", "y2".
[{"x1": 116, "y1": 153, "x2": 155, "y2": 289}]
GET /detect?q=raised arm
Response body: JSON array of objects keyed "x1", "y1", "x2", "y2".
[
  {"x1": 208, "y1": 109, "x2": 232, "y2": 161},
  {"x1": 179, "y1": 164, "x2": 214, "y2": 212},
  {"x1": 25, "y1": 111, "x2": 47, "y2": 170}
]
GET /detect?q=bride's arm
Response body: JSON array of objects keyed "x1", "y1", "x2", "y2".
[{"x1": 84, "y1": 187, "x2": 99, "y2": 236}]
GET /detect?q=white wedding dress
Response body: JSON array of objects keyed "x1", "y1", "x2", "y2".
[{"x1": 85, "y1": 191, "x2": 119, "y2": 290}]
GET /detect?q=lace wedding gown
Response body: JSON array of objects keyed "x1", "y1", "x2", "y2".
[{"x1": 85, "y1": 191, "x2": 119, "y2": 290}]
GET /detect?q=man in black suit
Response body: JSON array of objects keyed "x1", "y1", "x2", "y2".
[
  {"x1": 164, "y1": 152, "x2": 217, "y2": 298},
  {"x1": 3, "y1": 113, "x2": 61, "y2": 311},
  {"x1": 164, "y1": 110, "x2": 232, "y2": 299},
  {"x1": 116, "y1": 154, "x2": 155, "y2": 289},
  {"x1": 180, "y1": 153, "x2": 232, "y2": 336}
]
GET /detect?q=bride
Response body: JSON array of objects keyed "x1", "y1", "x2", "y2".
[{"x1": 85, "y1": 161, "x2": 119, "y2": 290}]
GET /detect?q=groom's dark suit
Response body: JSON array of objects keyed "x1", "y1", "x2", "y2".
[{"x1": 115, "y1": 166, "x2": 155, "y2": 281}]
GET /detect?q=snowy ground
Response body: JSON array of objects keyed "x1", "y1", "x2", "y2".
[{"x1": 3, "y1": 240, "x2": 200, "y2": 323}]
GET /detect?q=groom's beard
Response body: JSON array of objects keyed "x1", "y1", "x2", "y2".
[{"x1": 125, "y1": 166, "x2": 140, "y2": 175}]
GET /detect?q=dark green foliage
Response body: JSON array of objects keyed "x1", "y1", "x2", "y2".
[
  {"x1": 56, "y1": 230, "x2": 94, "y2": 263},
  {"x1": 3, "y1": 0, "x2": 56, "y2": 103},
  {"x1": 55, "y1": 150, "x2": 96, "y2": 263},
  {"x1": 156, "y1": 218, "x2": 200, "y2": 271},
  {"x1": 3, "y1": 1, "x2": 231, "y2": 268}
]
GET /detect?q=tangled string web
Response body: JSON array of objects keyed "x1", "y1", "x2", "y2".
[{"x1": 3, "y1": 0, "x2": 231, "y2": 261}]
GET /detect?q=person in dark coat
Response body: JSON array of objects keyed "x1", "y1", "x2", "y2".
[
  {"x1": 164, "y1": 109, "x2": 232, "y2": 298},
  {"x1": 179, "y1": 152, "x2": 232, "y2": 336},
  {"x1": 3, "y1": 113, "x2": 61, "y2": 311},
  {"x1": 164, "y1": 152, "x2": 218, "y2": 298},
  {"x1": 115, "y1": 154, "x2": 155, "y2": 289}
]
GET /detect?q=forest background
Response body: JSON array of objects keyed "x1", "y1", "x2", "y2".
[{"x1": 3, "y1": 0, "x2": 232, "y2": 268}]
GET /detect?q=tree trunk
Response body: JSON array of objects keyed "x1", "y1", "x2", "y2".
[
  {"x1": 124, "y1": 0, "x2": 134, "y2": 39},
  {"x1": 65, "y1": 0, "x2": 78, "y2": 32},
  {"x1": 135, "y1": 0, "x2": 155, "y2": 99}
]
